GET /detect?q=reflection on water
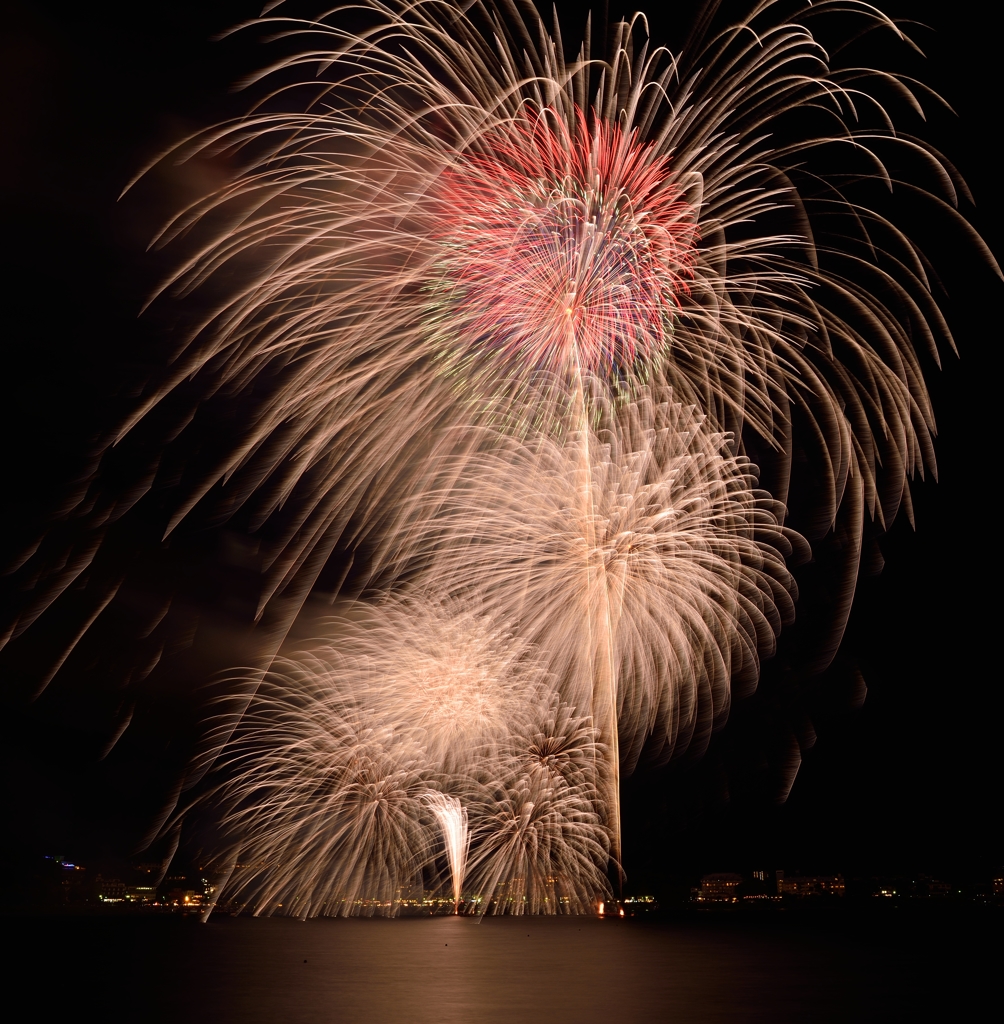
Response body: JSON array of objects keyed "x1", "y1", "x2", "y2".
[{"x1": 8, "y1": 912, "x2": 994, "y2": 1023}]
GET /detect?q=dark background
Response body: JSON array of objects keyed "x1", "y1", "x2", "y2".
[{"x1": 0, "y1": 0, "x2": 1000, "y2": 889}]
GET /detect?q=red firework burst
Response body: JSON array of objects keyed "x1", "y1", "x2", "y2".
[{"x1": 431, "y1": 106, "x2": 698, "y2": 382}]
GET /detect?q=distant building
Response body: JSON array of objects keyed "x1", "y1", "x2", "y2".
[
  {"x1": 915, "y1": 877, "x2": 951, "y2": 898},
  {"x1": 737, "y1": 871, "x2": 783, "y2": 903},
  {"x1": 699, "y1": 873, "x2": 743, "y2": 902},
  {"x1": 778, "y1": 874, "x2": 845, "y2": 897},
  {"x1": 622, "y1": 896, "x2": 658, "y2": 915},
  {"x1": 164, "y1": 888, "x2": 201, "y2": 906},
  {"x1": 993, "y1": 876, "x2": 1004, "y2": 897},
  {"x1": 95, "y1": 876, "x2": 127, "y2": 901}
]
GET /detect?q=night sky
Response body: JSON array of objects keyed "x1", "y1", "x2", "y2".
[{"x1": 1, "y1": 0, "x2": 1000, "y2": 889}]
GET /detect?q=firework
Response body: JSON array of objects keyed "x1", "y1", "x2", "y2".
[
  {"x1": 0, "y1": 0, "x2": 992, "y2": 908},
  {"x1": 464, "y1": 693, "x2": 611, "y2": 915},
  {"x1": 394, "y1": 393, "x2": 800, "y2": 848},
  {"x1": 423, "y1": 792, "x2": 470, "y2": 913},
  {"x1": 6, "y1": 0, "x2": 970, "y2": 671},
  {"x1": 329, "y1": 595, "x2": 554, "y2": 772},
  {"x1": 205, "y1": 677, "x2": 435, "y2": 917},
  {"x1": 200, "y1": 603, "x2": 608, "y2": 917},
  {"x1": 75, "y1": 0, "x2": 967, "y2": 617},
  {"x1": 427, "y1": 106, "x2": 698, "y2": 405}
]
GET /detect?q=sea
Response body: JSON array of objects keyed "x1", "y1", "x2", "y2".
[{"x1": 8, "y1": 908, "x2": 995, "y2": 1022}]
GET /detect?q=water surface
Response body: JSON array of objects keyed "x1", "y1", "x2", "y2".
[{"x1": 10, "y1": 910, "x2": 992, "y2": 1022}]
